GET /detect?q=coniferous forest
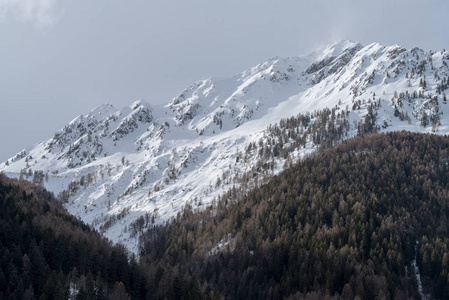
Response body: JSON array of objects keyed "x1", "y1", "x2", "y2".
[
  {"x1": 2, "y1": 131, "x2": 449, "y2": 299},
  {"x1": 141, "y1": 132, "x2": 449, "y2": 299},
  {"x1": 0, "y1": 175, "x2": 202, "y2": 299}
]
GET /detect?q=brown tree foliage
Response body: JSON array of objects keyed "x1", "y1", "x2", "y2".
[{"x1": 142, "y1": 132, "x2": 449, "y2": 299}]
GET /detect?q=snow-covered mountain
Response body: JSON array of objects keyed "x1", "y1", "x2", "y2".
[{"x1": 2, "y1": 40, "x2": 449, "y2": 254}]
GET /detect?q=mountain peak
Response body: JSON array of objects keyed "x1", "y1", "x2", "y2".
[
  {"x1": 3, "y1": 41, "x2": 449, "y2": 254},
  {"x1": 131, "y1": 99, "x2": 149, "y2": 110},
  {"x1": 89, "y1": 103, "x2": 118, "y2": 121},
  {"x1": 325, "y1": 40, "x2": 363, "y2": 55},
  {"x1": 309, "y1": 40, "x2": 363, "y2": 61}
]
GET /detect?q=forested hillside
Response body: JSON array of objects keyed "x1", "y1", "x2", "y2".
[
  {"x1": 0, "y1": 175, "x2": 202, "y2": 299},
  {"x1": 141, "y1": 132, "x2": 449, "y2": 299},
  {"x1": 3, "y1": 132, "x2": 449, "y2": 299}
]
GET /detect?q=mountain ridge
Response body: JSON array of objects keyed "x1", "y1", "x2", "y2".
[{"x1": 2, "y1": 40, "x2": 448, "y2": 253}]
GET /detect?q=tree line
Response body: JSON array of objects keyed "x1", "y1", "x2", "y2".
[
  {"x1": 0, "y1": 174, "x2": 203, "y2": 299},
  {"x1": 141, "y1": 132, "x2": 449, "y2": 299}
]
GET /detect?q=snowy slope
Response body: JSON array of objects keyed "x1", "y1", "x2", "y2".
[{"x1": 2, "y1": 40, "x2": 449, "y2": 254}]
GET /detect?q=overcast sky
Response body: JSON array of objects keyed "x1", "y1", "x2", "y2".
[{"x1": 1, "y1": 0, "x2": 448, "y2": 162}]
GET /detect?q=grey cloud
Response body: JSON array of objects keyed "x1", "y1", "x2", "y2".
[{"x1": 0, "y1": 0, "x2": 63, "y2": 28}]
